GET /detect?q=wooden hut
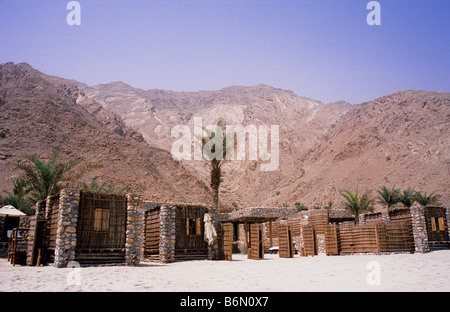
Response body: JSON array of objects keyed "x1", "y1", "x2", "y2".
[
  {"x1": 26, "y1": 189, "x2": 142, "y2": 268},
  {"x1": 142, "y1": 202, "x2": 217, "y2": 262},
  {"x1": 222, "y1": 207, "x2": 297, "y2": 260}
]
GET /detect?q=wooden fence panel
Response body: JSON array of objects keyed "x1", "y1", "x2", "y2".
[
  {"x1": 47, "y1": 196, "x2": 60, "y2": 251},
  {"x1": 324, "y1": 224, "x2": 339, "y2": 256},
  {"x1": 308, "y1": 210, "x2": 329, "y2": 234},
  {"x1": 288, "y1": 217, "x2": 302, "y2": 237},
  {"x1": 385, "y1": 221, "x2": 415, "y2": 252},
  {"x1": 302, "y1": 225, "x2": 316, "y2": 256},
  {"x1": 339, "y1": 224, "x2": 379, "y2": 254},
  {"x1": 278, "y1": 222, "x2": 293, "y2": 258}
]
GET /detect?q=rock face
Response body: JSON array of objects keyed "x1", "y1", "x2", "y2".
[
  {"x1": 80, "y1": 82, "x2": 353, "y2": 208},
  {"x1": 294, "y1": 90, "x2": 450, "y2": 207},
  {"x1": 81, "y1": 80, "x2": 449, "y2": 209},
  {"x1": 0, "y1": 62, "x2": 211, "y2": 204},
  {"x1": 1, "y1": 62, "x2": 448, "y2": 209}
]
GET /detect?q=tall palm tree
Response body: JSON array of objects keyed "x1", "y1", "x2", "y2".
[
  {"x1": 376, "y1": 186, "x2": 401, "y2": 210},
  {"x1": 12, "y1": 149, "x2": 99, "y2": 203},
  {"x1": 399, "y1": 187, "x2": 416, "y2": 208},
  {"x1": 200, "y1": 122, "x2": 229, "y2": 211},
  {"x1": 413, "y1": 191, "x2": 441, "y2": 207},
  {"x1": 341, "y1": 189, "x2": 375, "y2": 224}
]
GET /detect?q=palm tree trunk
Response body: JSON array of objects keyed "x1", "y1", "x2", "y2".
[{"x1": 210, "y1": 166, "x2": 221, "y2": 210}]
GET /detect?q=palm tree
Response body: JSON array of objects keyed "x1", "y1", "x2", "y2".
[
  {"x1": 199, "y1": 122, "x2": 230, "y2": 211},
  {"x1": 399, "y1": 187, "x2": 416, "y2": 208},
  {"x1": 376, "y1": 186, "x2": 401, "y2": 210},
  {"x1": 12, "y1": 149, "x2": 99, "y2": 203},
  {"x1": 413, "y1": 191, "x2": 441, "y2": 206},
  {"x1": 1, "y1": 178, "x2": 33, "y2": 215},
  {"x1": 341, "y1": 189, "x2": 375, "y2": 224},
  {"x1": 80, "y1": 177, "x2": 126, "y2": 194}
]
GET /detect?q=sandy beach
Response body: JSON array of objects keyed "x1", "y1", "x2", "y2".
[{"x1": 1, "y1": 250, "x2": 449, "y2": 292}]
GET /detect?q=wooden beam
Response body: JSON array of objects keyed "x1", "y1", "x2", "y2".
[{"x1": 269, "y1": 221, "x2": 273, "y2": 248}]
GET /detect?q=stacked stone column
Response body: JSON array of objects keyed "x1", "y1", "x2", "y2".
[
  {"x1": 159, "y1": 205, "x2": 176, "y2": 263},
  {"x1": 410, "y1": 205, "x2": 429, "y2": 253},
  {"x1": 125, "y1": 194, "x2": 143, "y2": 266},
  {"x1": 54, "y1": 189, "x2": 80, "y2": 268}
]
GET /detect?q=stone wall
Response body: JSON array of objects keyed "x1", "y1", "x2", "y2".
[
  {"x1": 125, "y1": 194, "x2": 144, "y2": 266},
  {"x1": 447, "y1": 208, "x2": 450, "y2": 243},
  {"x1": 158, "y1": 205, "x2": 176, "y2": 263},
  {"x1": 410, "y1": 205, "x2": 429, "y2": 253},
  {"x1": 54, "y1": 189, "x2": 80, "y2": 268},
  {"x1": 226, "y1": 207, "x2": 297, "y2": 222}
]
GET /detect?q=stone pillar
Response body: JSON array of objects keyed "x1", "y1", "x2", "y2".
[
  {"x1": 381, "y1": 210, "x2": 390, "y2": 224},
  {"x1": 54, "y1": 189, "x2": 80, "y2": 268},
  {"x1": 207, "y1": 207, "x2": 220, "y2": 260},
  {"x1": 446, "y1": 207, "x2": 450, "y2": 242},
  {"x1": 159, "y1": 205, "x2": 175, "y2": 263},
  {"x1": 410, "y1": 205, "x2": 429, "y2": 253},
  {"x1": 125, "y1": 194, "x2": 143, "y2": 266}
]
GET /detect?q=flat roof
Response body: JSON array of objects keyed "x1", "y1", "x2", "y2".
[{"x1": 222, "y1": 207, "x2": 297, "y2": 224}]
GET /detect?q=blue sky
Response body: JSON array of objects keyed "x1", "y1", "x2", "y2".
[{"x1": 0, "y1": 0, "x2": 449, "y2": 104}]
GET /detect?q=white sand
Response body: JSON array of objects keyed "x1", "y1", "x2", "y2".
[{"x1": 1, "y1": 250, "x2": 449, "y2": 292}]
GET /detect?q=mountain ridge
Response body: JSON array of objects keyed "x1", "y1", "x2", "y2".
[
  {"x1": 0, "y1": 62, "x2": 212, "y2": 204},
  {"x1": 1, "y1": 62, "x2": 448, "y2": 209}
]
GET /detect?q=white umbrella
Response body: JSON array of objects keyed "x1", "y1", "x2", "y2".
[
  {"x1": 0, "y1": 205, "x2": 26, "y2": 217},
  {"x1": 204, "y1": 213, "x2": 217, "y2": 245}
]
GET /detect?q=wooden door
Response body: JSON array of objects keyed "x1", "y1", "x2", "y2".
[
  {"x1": 248, "y1": 223, "x2": 264, "y2": 260},
  {"x1": 278, "y1": 222, "x2": 293, "y2": 258},
  {"x1": 220, "y1": 223, "x2": 233, "y2": 261},
  {"x1": 144, "y1": 207, "x2": 161, "y2": 258}
]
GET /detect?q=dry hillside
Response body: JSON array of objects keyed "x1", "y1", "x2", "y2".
[
  {"x1": 1, "y1": 62, "x2": 447, "y2": 211},
  {"x1": 0, "y1": 62, "x2": 211, "y2": 204}
]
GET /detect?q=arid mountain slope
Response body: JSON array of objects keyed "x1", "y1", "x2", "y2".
[
  {"x1": 0, "y1": 62, "x2": 211, "y2": 203},
  {"x1": 2, "y1": 62, "x2": 447, "y2": 210},
  {"x1": 82, "y1": 83, "x2": 449, "y2": 209},
  {"x1": 80, "y1": 82, "x2": 353, "y2": 208},
  {"x1": 289, "y1": 90, "x2": 450, "y2": 207}
]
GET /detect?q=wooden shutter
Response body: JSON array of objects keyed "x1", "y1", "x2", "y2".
[
  {"x1": 196, "y1": 218, "x2": 202, "y2": 235},
  {"x1": 94, "y1": 208, "x2": 110, "y2": 232},
  {"x1": 431, "y1": 217, "x2": 437, "y2": 232},
  {"x1": 186, "y1": 218, "x2": 190, "y2": 236},
  {"x1": 438, "y1": 217, "x2": 445, "y2": 231}
]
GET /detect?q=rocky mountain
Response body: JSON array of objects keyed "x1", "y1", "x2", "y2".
[
  {"x1": 81, "y1": 82, "x2": 449, "y2": 209},
  {"x1": 0, "y1": 62, "x2": 211, "y2": 203},
  {"x1": 80, "y1": 82, "x2": 353, "y2": 208},
  {"x1": 292, "y1": 90, "x2": 450, "y2": 207},
  {"x1": 2, "y1": 62, "x2": 448, "y2": 211}
]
